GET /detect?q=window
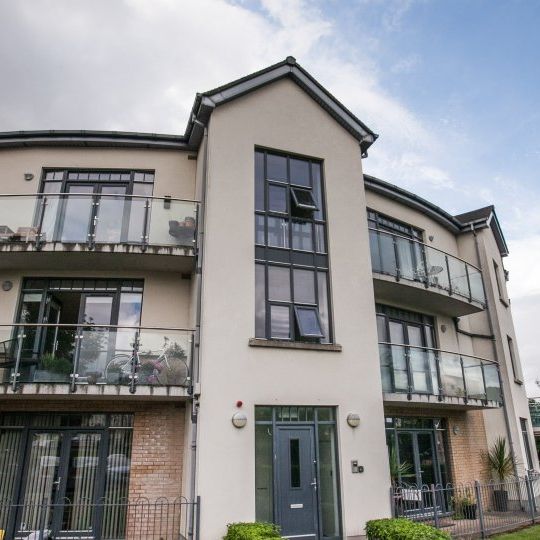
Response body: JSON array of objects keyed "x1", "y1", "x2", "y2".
[
  {"x1": 520, "y1": 418, "x2": 534, "y2": 470},
  {"x1": 367, "y1": 209, "x2": 423, "y2": 241},
  {"x1": 507, "y1": 336, "x2": 522, "y2": 384},
  {"x1": 493, "y1": 260, "x2": 508, "y2": 305},
  {"x1": 255, "y1": 150, "x2": 331, "y2": 343}
]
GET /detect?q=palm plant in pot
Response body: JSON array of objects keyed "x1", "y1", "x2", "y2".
[{"x1": 485, "y1": 437, "x2": 515, "y2": 512}]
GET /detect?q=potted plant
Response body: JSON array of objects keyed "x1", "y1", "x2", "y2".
[
  {"x1": 484, "y1": 437, "x2": 515, "y2": 512},
  {"x1": 452, "y1": 490, "x2": 477, "y2": 520},
  {"x1": 34, "y1": 353, "x2": 72, "y2": 382}
]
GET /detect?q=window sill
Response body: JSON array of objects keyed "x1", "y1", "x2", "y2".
[
  {"x1": 500, "y1": 297, "x2": 510, "y2": 308},
  {"x1": 249, "y1": 338, "x2": 342, "y2": 352},
  {"x1": 514, "y1": 379, "x2": 523, "y2": 386}
]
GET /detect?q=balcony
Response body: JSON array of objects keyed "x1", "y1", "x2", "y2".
[
  {"x1": 0, "y1": 324, "x2": 193, "y2": 399},
  {"x1": 369, "y1": 228, "x2": 486, "y2": 316},
  {"x1": 379, "y1": 342, "x2": 502, "y2": 409},
  {"x1": 0, "y1": 194, "x2": 198, "y2": 272}
]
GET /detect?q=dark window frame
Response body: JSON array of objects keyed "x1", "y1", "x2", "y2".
[
  {"x1": 367, "y1": 209, "x2": 424, "y2": 242},
  {"x1": 520, "y1": 417, "x2": 534, "y2": 470},
  {"x1": 507, "y1": 335, "x2": 522, "y2": 384},
  {"x1": 493, "y1": 260, "x2": 508, "y2": 306},
  {"x1": 255, "y1": 149, "x2": 333, "y2": 343}
]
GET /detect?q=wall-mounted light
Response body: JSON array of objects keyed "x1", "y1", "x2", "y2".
[
  {"x1": 429, "y1": 235, "x2": 434, "y2": 242},
  {"x1": 2, "y1": 281, "x2": 13, "y2": 292},
  {"x1": 441, "y1": 324, "x2": 447, "y2": 333},
  {"x1": 453, "y1": 425, "x2": 461, "y2": 435},
  {"x1": 347, "y1": 413, "x2": 360, "y2": 428},
  {"x1": 232, "y1": 412, "x2": 247, "y2": 429},
  {"x1": 24, "y1": 173, "x2": 34, "y2": 182}
]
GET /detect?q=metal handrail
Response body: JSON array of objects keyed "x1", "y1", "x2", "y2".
[
  {"x1": 378, "y1": 341, "x2": 498, "y2": 365},
  {"x1": 0, "y1": 192, "x2": 200, "y2": 203},
  {"x1": 0, "y1": 323, "x2": 195, "y2": 332},
  {"x1": 368, "y1": 227, "x2": 482, "y2": 272}
]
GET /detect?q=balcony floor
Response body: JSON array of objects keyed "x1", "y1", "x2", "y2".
[
  {"x1": 0, "y1": 382, "x2": 189, "y2": 400},
  {"x1": 383, "y1": 391, "x2": 501, "y2": 410},
  {"x1": 0, "y1": 241, "x2": 195, "y2": 272},
  {"x1": 373, "y1": 273, "x2": 485, "y2": 317}
]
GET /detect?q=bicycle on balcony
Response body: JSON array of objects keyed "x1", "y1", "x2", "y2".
[{"x1": 104, "y1": 336, "x2": 189, "y2": 387}]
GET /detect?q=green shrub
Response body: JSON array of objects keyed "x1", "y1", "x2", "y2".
[
  {"x1": 224, "y1": 522, "x2": 281, "y2": 540},
  {"x1": 366, "y1": 518, "x2": 450, "y2": 540}
]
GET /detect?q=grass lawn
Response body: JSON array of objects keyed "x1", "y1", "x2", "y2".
[{"x1": 493, "y1": 525, "x2": 540, "y2": 538}]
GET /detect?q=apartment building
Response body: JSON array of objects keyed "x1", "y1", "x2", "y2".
[{"x1": 0, "y1": 57, "x2": 535, "y2": 540}]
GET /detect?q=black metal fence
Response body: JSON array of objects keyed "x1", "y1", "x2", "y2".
[
  {"x1": 392, "y1": 474, "x2": 540, "y2": 538},
  {"x1": 0, "y1": 497, "x2": 199, "y2": 540}
]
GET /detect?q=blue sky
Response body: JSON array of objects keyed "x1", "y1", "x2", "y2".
[{"x1": 0, "y1": 0, "x2": 538, "y2": 389}]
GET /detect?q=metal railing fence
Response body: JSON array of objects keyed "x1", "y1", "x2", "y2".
[
  {"x1": 392, "y1": 473, "x2": 540, "y2": 538},
  {"x1": 0, "y1": 497, "x2": 199, "y2": 540}
]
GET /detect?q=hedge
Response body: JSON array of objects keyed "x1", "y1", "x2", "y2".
[
  {"x1": 223, "y1": 522, "x2": 282, "y2": 540},
  {"x1": 366, "y1": 518, "x2": 451, "y2": 540}
]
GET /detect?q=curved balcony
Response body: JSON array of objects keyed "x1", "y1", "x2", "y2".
[
  {"x1": 369, "y1": 228, "x2": 486, "y2": 316},
  {"x1": 0, "y1": 194, "x2": 198, "y2": 272},
  {"x1": 0, "y1": 323, "x2": 194, "y2": 399},
  {"x1": 379, "y1": 342, "x2": 502, "y2": 409}
]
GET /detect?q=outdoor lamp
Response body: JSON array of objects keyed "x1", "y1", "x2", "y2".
[
  {"x1": 347, "y1": 413, "x2": 360, "y2": 428},
  {"x1": 232, "y1": 412, "x2": 247, "y2": 428}
]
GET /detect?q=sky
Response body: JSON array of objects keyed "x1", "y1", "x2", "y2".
[{"x1": 0, "y1": 0, "x2": 539, "y2": 391}]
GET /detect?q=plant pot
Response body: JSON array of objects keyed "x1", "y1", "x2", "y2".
[
  {"x1": 462, "y1": 503, "x2": 477, "y2": 520},
  {"x1": 493, "y1": 489, "x2": 508, "y2": 512}
]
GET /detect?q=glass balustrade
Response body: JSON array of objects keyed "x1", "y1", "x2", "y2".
[
  {"x1": 379, "y1": 342, "x2": 502, "y2": 404},
  {"x1": 0, "y1": 194, "x2": 197, "y2": 250},
  {"x1": 0, "y1": 324, "x2": 193, "y2": 391},
  {"x1": 369, "y1": 228, "x2": 486, "y2": 305}
]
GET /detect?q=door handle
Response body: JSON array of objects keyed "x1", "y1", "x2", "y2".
[
  {"x1": 52, "y1": 477, "x2": 62, "y2": 487},
  {"x1": 311, "y1": 479, "x2": 317, "y2": 489}
]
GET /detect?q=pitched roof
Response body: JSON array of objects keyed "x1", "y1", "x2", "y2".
[
  {"x1": 186, "y1": 57, "x2": 378, "y2": 155},
  {"x1": 454, "y1": 205, "x2": 494, "y2": 225},
  {"x1": 0, "y1": 57, "x2": 377, "y2": 155}
]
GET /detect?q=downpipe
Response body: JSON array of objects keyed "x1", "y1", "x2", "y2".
[{"x1": 188, "y1": 124, "x2": 209, "y2": 539}]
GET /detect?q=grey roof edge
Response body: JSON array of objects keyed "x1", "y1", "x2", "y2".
[
  {"x1": 364, "y1": 174, "x2": 462, "y2": 232},
  {"x1": 187, "y1": 56, "x2": 378, "y2": 155},
  {"x1": 0, "y1": 130, "x2": 190, "y2": 150},
  {"x1": 364, "y1": 174, "x2": 509, "y2": 256}
]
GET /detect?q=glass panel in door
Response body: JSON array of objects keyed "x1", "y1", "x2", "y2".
[
  {"x1": 78, "y1": 295, "x2": 114, "y2": 384},
  {"x1": 396, "y1": 432, "x2": 416, "y2": 485},
  {"x1": 59, "y1": 433, "x2": 102, "y2": 537},
  {"x1": 16, "y1": 432, "x2": 62, "y2": 538},
  {"x1": 60, "y1": 185, "x2": 94, "y2": 243},
  {"x1": 407, "y1": 325, "x2": 430, "y2": 393},
  {"x1": 416, "y1": 433, "x2": 437, "y2": 487},
  {"x1": 94, "y1": 185, "x2": 128, "y2": 243},
  {"x1": 389, "y1": 322, "x2": 408, "y2": 391},
  {"x1": 0, "y1": 429, "x2": 24, "y2": 533}
]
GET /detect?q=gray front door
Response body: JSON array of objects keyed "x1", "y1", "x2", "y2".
[{"x1": 276, "y1": 426, "x2": 318, "y2": 539}]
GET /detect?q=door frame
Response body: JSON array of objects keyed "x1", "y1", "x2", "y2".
[{"x1": 255, "y1": 407, "x2": 343, "y2": 540}]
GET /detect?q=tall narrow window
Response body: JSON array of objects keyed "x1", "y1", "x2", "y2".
[
  {"x1": 520, "y1": 418, "x2": 534, "y2": 470},
  {"x1": 255, "y1": 150, "x2": 331, "y2": 343},
  {"x1": 507, "y1": 336, "x2": 522, "y2": 384},
  {"x1": 493, "y1": 260, "x2": 507, "y2": 304}
]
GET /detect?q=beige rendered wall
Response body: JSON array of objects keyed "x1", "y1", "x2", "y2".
[
  {"x1": 196, "y1": 79, "x2": 390, "y2": 540},
  {"x1": 0, "y1": 146, "x2": 196, "y2": 199},
  {"x1": 474, "y1": 229, "x2": 539, "y2": 473}
]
